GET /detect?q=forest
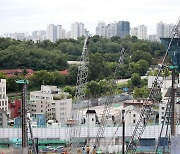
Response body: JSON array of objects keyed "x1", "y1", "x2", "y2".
[{"x1": 0, "y1": 36, "x2": 165, "y2": 98}]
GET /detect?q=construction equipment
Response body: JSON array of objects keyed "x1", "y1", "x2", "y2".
[
  {"x1": 70, "y1": 37, "x2": 89, "y2": 152},
  {"x1": 90, "y1": 48, "x2": 126, "y2": 153},
  {"x1": 16, "y1": 80, "x2": 37, "y2": 154},
  {"x1": 125, "y1": 18, "x2": 180, "y2": 153}
]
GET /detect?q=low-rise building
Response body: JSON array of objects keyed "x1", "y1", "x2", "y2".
[
  {"x1": 28, "y1": 85, "x2": 72, "y2": 124},
  {"x1": 0, "y1": 109, "x2": 7, "y2": 127},
  {"x1": 0, "y1": 79, "x2": 8, "y2": 112}
]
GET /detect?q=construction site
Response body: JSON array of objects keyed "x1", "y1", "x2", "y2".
[{"x1": 0, "y1": 19, "x2": 180, "y2": 154}]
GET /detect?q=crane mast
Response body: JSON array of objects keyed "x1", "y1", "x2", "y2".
[
  {"x1": 91, "y1": 48, "x2": 126, "y2": 153},
  {"x1": 125, "y1": 19, "x2": 180, "y2": 153},
  {"x1": 16, "y1": 80, "x2": 37, "y2": 154},
  {"x1": 70, "y1": 37, "x2": 89, "y2": 151}
]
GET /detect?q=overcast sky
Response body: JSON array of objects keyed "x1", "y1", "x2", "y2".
[{"x1": 0, "y1": 0, "x2": 179, "y2": 35}]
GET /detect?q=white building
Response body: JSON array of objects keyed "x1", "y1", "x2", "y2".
[
  {"x1": 32, "y1": 30, "x2": 46, "y2": 42},
  {"x1": 71, "y1": 22, "x2": 85, "y2": 40},
  {"x1": 164, "y1": 23, "x2": 175, "y2": 38},
  {"x1": 131, "y1": 27, "x2": 138, "y2": 37},
  {"x1": 156, "y1": 22, "x2": 165, "y2": 41},
  {"x1": 106, "y1": 22, "x2": 117, "y2": 38},
  {"x1": 96, "y1": 21, "x2": 107, "y2": 37},
  {"x1": 47, "y1": 24, "x2": 57, "y2": 42},
  {"x1": 124, "y1": 105, "x2": 141, "y2": 126},
  {"x1": 138, "y1": 25, "x2": 147, "y2": 40},
  {"x1": 29, "y1": 85, "x2": 72, "y2": 124},
  {"x1": 0, "y1": 79, "x2": 8, "y2": 112},
  {"x1": 56, "y1": 25, "x2": 63, "y2": 40},
  {"x1": 55, "y1": 99, "x2": 72, "y2": 124},
  {"x1": 156, "y1": 21, "x2": 175, "y2": 41},
  {"x1": 148, "y1": 34, "x2": 157, "y2": 42}
]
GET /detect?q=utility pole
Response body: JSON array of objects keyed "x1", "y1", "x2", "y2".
[{"x1": 122, "y1": 109, "x2": 125, "y2": 154}]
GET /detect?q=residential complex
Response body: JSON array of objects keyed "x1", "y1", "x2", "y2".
[
  {"x1": 96, "y1": 21, "x2": 130, "y2": 39},
  {"x1": 0, "y1": 20, "x2": 177, "y2": 42}
]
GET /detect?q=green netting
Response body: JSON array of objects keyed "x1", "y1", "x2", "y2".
[{"x1": 161, "y1": 38, "x2": 180, "y2": 72}]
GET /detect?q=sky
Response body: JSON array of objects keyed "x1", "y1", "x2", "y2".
[{"x1": 0, "y1": 0, "x2": 179, "y2": 35}]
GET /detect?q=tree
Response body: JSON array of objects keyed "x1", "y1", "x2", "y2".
[
  {"x1": 133, "y1": 86, "x2": 149, "y2": 98},
  {"x1": 29, "y1": 70, "x2": 56, "y2": 88},
  {"x1": 131, "y1": 73, "x2": 141, "y2": 87},
  {"x1": 65, "y1": 65, "x2": 78, "y2": 84},
  {"x1": 63, "y1": 86, "x2": 75, "y2": 97}
]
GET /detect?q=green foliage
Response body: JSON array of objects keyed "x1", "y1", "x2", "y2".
[
  {"x1": 133, "y1": 86, "x2": 150, "y2": 98},
  {"x1": 63, "y1": 86, "x2": 76, "y2": 97},
  {"x1": 29, "y1": 70, "x2": 66, "y2": 89},
  {"x1": 0, "y1": 36, "x2": 164, "y2": 83},
  {"x1": 130, "y1": 73, "x2": 141, "y2": 87},
  {"x1": 86, "y1": 79, "x2": 112, "y2": 98},
  {"x1": 65, "y1": 65, "x2": 78, "y2": 84},
  {"x1": 131, "y1": 50, "x2": 153, "y2": 65},
  {"x1": 0, "y1": 73, "x2": 6, "y2": 79}
]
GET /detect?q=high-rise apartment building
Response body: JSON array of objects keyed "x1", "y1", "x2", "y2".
[
  {"x1": 138, "y1": 25, "x2": 147, "y2": 40},
  {"x1": 148, "y1": 34, "x2": 157, "y2": 42},
  {"x1": 164, "y1": 23, "x2": 175, "y2": 38},
  {"x1": 117, "y1": 21, "x2": 130, "y2": 39},
  {"x1": 32, "y1": 30, "x2": 46, "y2": 42},
  {"x1": 156, "y1": 22, "x2": 175, "y2": 41},
  {"x1": 96, "y1": 21, "x2": 107, "y2": 37},
  {"x1": 156, "y1": 22, "x2": 165, "y2": 40},
  {"x1": 47, "y1": 24, "x2": 57, "y2": 42},
  {"x1": 106, "y1": 22, "x2": 117, "y2": 38},
  {"x1": 71, "y1": 22, "x2": 85, "y2": 40},
  {"x1": 56, "y1": 25, "x2": 63, "y2": 40},
  {"x1": 131, "y1": 27, "x2": 138, "y2": 37}
]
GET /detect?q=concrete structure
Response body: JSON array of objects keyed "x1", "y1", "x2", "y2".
[
  {"x1": 156, "y1": 21, "x2": 175, "y2": 41},
  {"x1": 96, "y1": 21, "x2": 107, "y2": 37},
  {"x1": 29, "y1": 85, "x2": 72, "y2": 124},
  {"x1": 124, "y1": 105, "x2": 141, "y2": 126},
  {"x1": 71, "y1": 22, "x2": 85, "y2": 40},
  {"x1": 32, "y1": 30, "x2": 46, "y2": 42},
  {"x1": 56, "y1": 25, "x2": 63, "y2": 40},
  {"x1": 148, "y1": 34, "x2": 157, "y2": 42},
  {"x1": 117, "y1": 21, "x2": 130, "y2": 39},
  {"x1": 156, "y1": 22, "x2": 165, "y2": 41},
  {"x1": 131, "y1": 27, "x2": 138, "y2": 37},
  {"x1": 54, "y1": 98, "x2": 72, "y2": 124},
  {"x1": 138, "y1": 25, "x2": 147, "y2": 40},
  {"x1": 106, "y1": 22, "x2": 117, "y2": 38},
  {"x1": 0, "y1": 109, "x2": 7, "y2": 128},
  {"x1": 0, "y1": 79, "x2": 8, "y2": 112},
  {"x1": 47, "y1": 24, "x2": 57, "y2": 42}
]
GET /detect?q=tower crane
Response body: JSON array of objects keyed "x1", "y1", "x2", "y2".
[
  {"x1": 125, "y1": 18, "x2": 180, "y2": 153},
  {"x1": 16, "y1": 80, "x2": 37, "y2": 154},
  {"x1": 90, "y1": 48, "x2": 126, "y2": 153},
  {"x1": 69, "y1": 37, "x2": 89, "y2": 152}
]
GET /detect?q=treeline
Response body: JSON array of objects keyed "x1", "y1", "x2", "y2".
[{"x1": 0, "y1": 36, "x2": 165, "y2": 93}]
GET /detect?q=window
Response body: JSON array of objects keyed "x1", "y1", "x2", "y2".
[
  {"x1": 92, "y1": 118, "x2": 94, "y2": 121},
  {"x1": 2, "y1": 101, "x2": 4, "y2": 106},
  {"x1": 162, "y1": 107, "x2": 165, "y2": 110},
  {"x1": 133, "y1": 120, "x2": 136, "y2": 124},
  {"x1": 133, "y1": 114, "x2": 136, "y2": 117},
  {"x1": 41, "y1": 110, "x2": 43, "y2": 112}
]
